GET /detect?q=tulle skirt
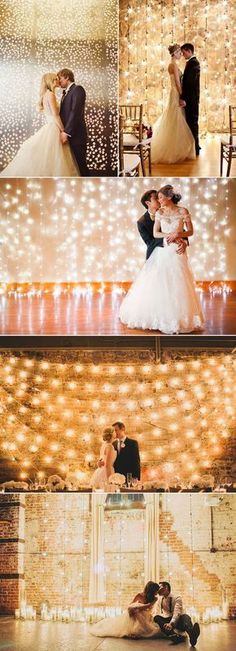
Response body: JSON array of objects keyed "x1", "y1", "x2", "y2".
[
  {"x1": 151, "y1": 90, "x2": 196, "y2": 164},
  {"x1": 0, "y1": 122, "x2": 79, "y2": 177},
  {"x1": 91, "y1": 610, "x2": 160, "y2": 638},
  {"x1": 119, "y1": 244, "x2": 204, "y2": 334}
]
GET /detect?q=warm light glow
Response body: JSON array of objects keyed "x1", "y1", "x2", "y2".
[{"x1": 120, "y1": 0, "x2": 236, "y2": 133}]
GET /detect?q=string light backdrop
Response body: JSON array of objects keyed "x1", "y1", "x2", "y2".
[
  {"x1": 0, "y1": 348, "x2": 235, "y2": 487},
  {"x1": 0, "y1": 177, "x2": 235, "y2": 284},
  {"x1": 0, "y1": 0, "x2": 118, "y2": 175},
  {"x1": 119, "y1": 0, "x2": 236, "y2": 132}
]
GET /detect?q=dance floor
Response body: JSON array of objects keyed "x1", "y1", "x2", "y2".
[
  {"x1": 0, "y1": 618, "x2": 235, "y2": 651},
  {"x1": 0, "y1": 285, "x2": 235, "y2": 335},
  {"x1": 149, "y1": 134, "x2": 236, "y2": 178}
]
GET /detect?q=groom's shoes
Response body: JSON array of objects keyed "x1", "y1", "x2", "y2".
[{"x1": 189, "y1": 622, "x2": 200, "y2": 646}]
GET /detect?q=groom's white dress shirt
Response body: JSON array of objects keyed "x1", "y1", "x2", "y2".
[
  {"x1": 158, "y1": 594, "x2": 183, "y2": 626},
  {"x1": 117, "y1": 436, "x2": 126, "y2": 454}
]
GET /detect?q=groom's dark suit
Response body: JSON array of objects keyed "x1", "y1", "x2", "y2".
[
  {"x1": 60, "y1": 83, "x2": 89, "y2": 176},
  {"x1": 137, "y1": 211, "x2": 189, "y2": 259},
  {"x1": 137, "y1": 211, "x2": 164, "y2": 260},
  {"x1": 181, "y1": 56, "x2": 200, "y2": 154},
  {"x1": 113, "y1": 437, "x2": 140, "y2": 480}
]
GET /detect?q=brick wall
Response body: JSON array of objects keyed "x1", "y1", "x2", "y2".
[
  {"x1": 0, "y1": 348, "x2": 235, "y2": 487},
  {"x1": 0, "y1": 493, "x2": 235, "y2": 614},
  {"x1": 0, "y1": 495, "x2": 25, "y2": 613}
]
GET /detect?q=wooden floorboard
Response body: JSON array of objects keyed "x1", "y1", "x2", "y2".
[
  {"x1": 0, "y1": 290, "x2": 235, "y2": 335},
  {"x1": 149, "y1": 133, "x2": 236, "y2": 178}
]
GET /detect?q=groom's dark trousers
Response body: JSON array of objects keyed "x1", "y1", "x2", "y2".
[
  {"x1": 154, "y1": 614, "x2": 194, "y2": 637},
  {"x1": 60, "y1": 83, "x2": 89, "y2": 176},
  {"x1": 181, "y1": 56, "x2": 200, "y2": 154}
]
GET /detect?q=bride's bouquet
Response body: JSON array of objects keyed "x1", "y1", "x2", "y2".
[{"x1": 108, "y1": 473, "x2": 126, "y2": 487}]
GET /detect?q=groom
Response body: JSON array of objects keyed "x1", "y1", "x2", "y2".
[
  {"x1": 112, "y1": 422, "x2": 141, "y2": 481},
  {"x1": 154, "y1": 581, "x2": 200, "y2": 646},
  {"x1": 137, "y1": 190, "x2": 187, "y2": 258},
  {"x1": 58, "y1": 68, "x2": 89, "y2": 176},
  {"x1": 180, "y1": 44, "x2": 201, "y2": 155}
]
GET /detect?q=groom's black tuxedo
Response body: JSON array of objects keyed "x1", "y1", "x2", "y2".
[
  {"x1": 137, "y1": 210, "x2": 189, "y2": 259},
  {"x1": 113, "y1": 437, "x2": 140, "y2": 480},
  {"x1": 60, "y1": 83, "x2": 89, "y2": 176},
  {"x1": 137, "y1": 211, "x2": 164, "y2": 260},
  {"x1": 181, "y1": 56, "x2": 200, "y2": 154}
]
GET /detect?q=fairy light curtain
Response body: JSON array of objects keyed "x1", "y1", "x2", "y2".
[
  {"x1": 89, "y1": 493, "x2": 106, "y2": 604},
  {"x1": 0, "y1": 348, "x2": 235, "y2": 487},
  {"x1": 0, "y1": 0, "x2": 118, "y2": 175},
  {"x1": 119, "y1": 0, "x2": 236, "y2": 132},
  {"x1": 0, "y1": 177, "x2": 234, "y2": 283}
]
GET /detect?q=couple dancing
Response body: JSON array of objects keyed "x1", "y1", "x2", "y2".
[
  {"x1": 90, "y1": 422, "x2": 140, "y2": 489},
  {"x1": 91, "y1": 580, "x2": 201, "y2": 646},
  {"x1": 151, "y1": 43, "x2": 200, "y2": 163},
  {"x1": 119, "y1": 184, "x2": 204, "y2": 334},
  {"x1": 1, "y1": 69, "x2": 89, "y2": 177}
]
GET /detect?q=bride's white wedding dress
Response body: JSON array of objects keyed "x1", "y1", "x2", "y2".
[
  {"x1": 90, "y1": 443, "x2": 117, "y2": 489},
  {"x1": 151, "y1": 71, "x2": 196, "y2": 163},
  {"x1": 0, "y1": 97, "x2": 79, "y2": 177},
  {"x1": 91, "y1": 602, "x2": 160, "y2": 638},
  {"x1": 119, "y1": 212, "x2": 204, "y2": 334}
]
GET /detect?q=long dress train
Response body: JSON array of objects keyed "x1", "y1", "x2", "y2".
[
  {"x1": 119, "y1": 213, "x2": 204, "y2": 334},
  {"x1": 91, "y1": 602, "x2": 160, "y2": 638},
  {"x1": 151, "y1": 72, "x2": 196, "y2": 163}
]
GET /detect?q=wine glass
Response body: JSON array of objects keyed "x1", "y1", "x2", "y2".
[{"x1": 127, "y1": 473, "x2": 132, "y2": 488}]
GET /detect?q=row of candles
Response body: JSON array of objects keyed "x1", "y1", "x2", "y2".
[
  {"x1": 15, "y1": 601, "x2": 122, "y2": 623},
  {"x1": 15, "y1": 601, "x2": 229, "y2": 624}
]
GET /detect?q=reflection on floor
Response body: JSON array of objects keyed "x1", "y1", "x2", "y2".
[
  {"x1": 0, "y1": 286, "x2": 235, "y2": 335},
  {"x1": 0, "y1": 619, "x2": 235, "y2": 651},
  {"x1": 150, "y1": 134, "x2": 236, "y2": 178}
]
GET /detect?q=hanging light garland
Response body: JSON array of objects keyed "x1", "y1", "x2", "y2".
[{"x1": 119, "y1": 0, "x2": 236, "y2": 133}]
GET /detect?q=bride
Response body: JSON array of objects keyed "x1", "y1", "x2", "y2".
[
  {"x1": 119, "y1": 184, "x2": 204, "y2": 334},
  {"x1": 0, "y1": 73, "x2": 79, "y2": 177},
  {"x1": 91, "y1": 581, "x2": 160, "y2": 639},
  {"x1": 151, "y1": 44, "x2": 196, "y2": 164},
  {"x1": 90, "y1": 428, "x2": 117, "y2": 489}
]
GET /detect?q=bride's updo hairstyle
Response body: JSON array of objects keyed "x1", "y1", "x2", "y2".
[
  {"x1": 38, "y1": 72, "x2": 58, "y2": 111},
  {"x1": 158, "y1": 184, "x2": 182, "y2": 204},
  {"x1": 103, "y1": 427, "x2": 114, "y2": 443},
  {"x1": 143, "y1": 581, "x2": 160, "y2": 603},
  {"x1": 168, "y1": 43, "x2": 181, "y2": 56}
]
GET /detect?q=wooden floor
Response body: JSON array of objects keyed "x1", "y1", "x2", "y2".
[
  {"x1": 0, "y1": 289, "x2": 235, "y2": 335},
  {"x1": 150, "y1": 133, "x2": 236, "y2": 178},
  {"x1": 0, "y1": 618, "x2": 235, "y2": 651}
]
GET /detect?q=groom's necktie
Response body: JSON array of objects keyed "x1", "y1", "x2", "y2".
[{"x1": 61, "y1": 90, "x2": 66, "y2": 102}]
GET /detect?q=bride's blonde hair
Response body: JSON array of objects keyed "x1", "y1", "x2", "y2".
[
  {"x1": 38, "y1": 72, "x2": 58, "y2": 111},
  {"x1": 103, "y1": 428, "x2": 114, "y2": 442}
]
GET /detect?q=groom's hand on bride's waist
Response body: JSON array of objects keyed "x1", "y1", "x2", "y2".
[
  {"x1": 98, "y1": 459, "x2": 104, "y2": 467},
  {"x1": 179, "y1": 99, "x2": 186, "y2": 108},
  {"x1": 176, "y1": 239, "x2": 187, "y2": 255}
]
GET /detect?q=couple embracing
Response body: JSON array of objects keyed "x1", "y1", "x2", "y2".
[
  {"x1": 90, "y1": 422, "x2": 140, "y2": 489},
  {"x1": 151, "y1": 43, "x2": 200, "y2": 164},
  {"x1": 91, "y1": 580, "x2": 200, "y2": 646},
  {"x1": 119, "y1": 184, "x2": 204, "y2": 334},
  {"x1": 1, "y1": 69, "x2": 89, "y2": 177}
]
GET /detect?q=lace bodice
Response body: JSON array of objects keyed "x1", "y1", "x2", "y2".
[{"x1": 156, "y1": 211, "x2": 184, "y2": 234}]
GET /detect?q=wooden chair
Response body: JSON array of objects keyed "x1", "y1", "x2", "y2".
[
  {"x1": 119, "y1": 104, "x2": 152, "y2": 176},
  {"x1": 220, "y1": 106, "x2": 236, "y2": 177},
  {"x1": 119, "y1": 115, "x2": 140, "y2": 176}
]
